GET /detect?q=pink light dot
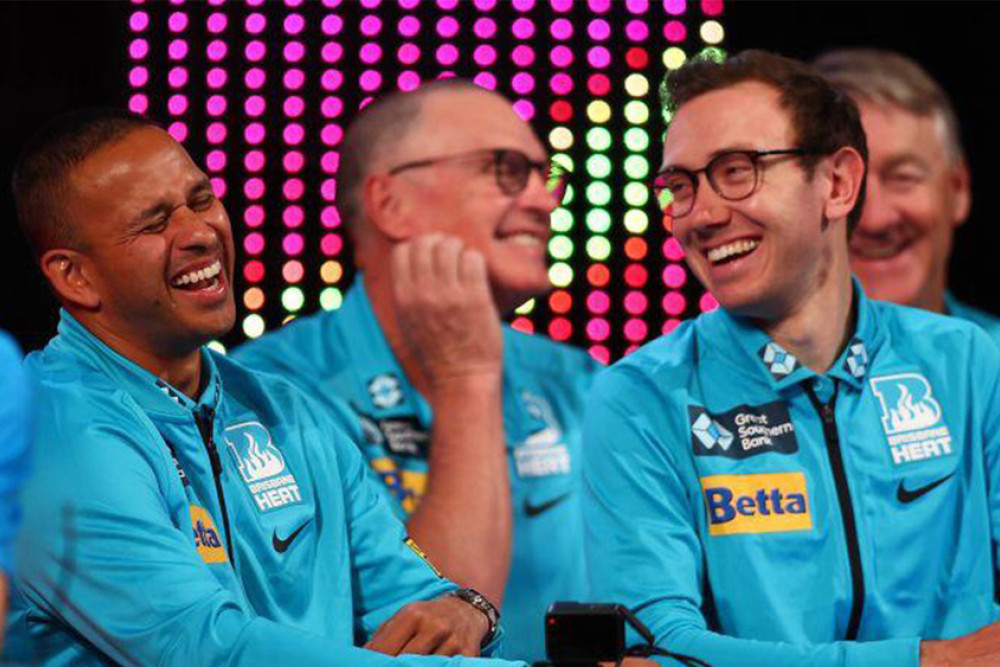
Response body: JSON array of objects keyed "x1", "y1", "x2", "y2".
[
  {"x1": 359, "y1": 70, "x2": 382, "y2": 92},
  {"x1": 473, "y1": 45, "x2": 495, "y2": 66},
  {"x1": 284, "y1": 69, "x2": 305, "y2": 90},
  {"x1": 245, "y1": 40, "x2": 266, "y2": 61},
  {"x1": 283, "y1": 124, "x2": 305, "y2": 145},
  {"x1": 167, "y1": 122, "x2": 187, "y2": 142},
  {"x1": 245, "y1": 206, "x2": 265, "y2": 227},
  {"x1": 437, "y1": 16, "x2": 459, "y2": 38},
  {"x1": 207, "y1": 13, "x2": 227, "y2": 33},
  {"x1": 322, "y1": 42, "x2": 343, "y2": 63},
  {"x1": 588, "y1": 0, "x2": 611, "y2": 12},
  {"x1": 625, "y1": 292, "x2": 648, "y2": 315},
  {"x1": 283, "y1": 96, "x2": 305, "y2": 117},
  {"x1": 588, "y1": 19, "x2": 611, "y2": 40},
  {"x1": 475, "y1": 0, "x2": 497, "y2": 9},
  {"x1": 626, "y1": 0, "x2": 650, "y2": 13},
  {"x1": 473, "y1": 72, "x2": 497, "y2": 90},
  {"x1": 473, "y1": 18, "x2": 496, "y2": 39},
  {"x1": 663, "y1": 237, "x2": 685, "y2": 260},
  {"x1": 167, "y1": 94, "x2": 188, "y2": 115},
  {"x1": 398, "y1": 43, "x2": 421, "y2": 64},
  {"x1": 245, "y1": 13, "x2": 266, "y2": 34},
  {"x1": 512, "y1": 17, "x2": 535, "y2": 39},
  {"x1": 206, "y1": 150, "x2": 227, "y2": 171},
  {"x1": 129, "y1": 39, "x2": 149, "y2": 60},
  {"x1": 168, "y1": 67, "x2": 188, "y2": 88},
  {"x1": 321, "y1": 179, "x2": 338, "y2": 201},
  {"x1": 548, "y1": 319, "x2": 570, "y2": 340},
  {"x1": 663, "y1": 319, "x2": 682, "y2": 335},
  {"x1": 283, "y1": 261, "x2": 305, "y2": 282},
  {"x1": 244, "y1": 150, "x2": 265, "y2": 171},
  {"x1": 210, "y1": 178, "x2": 227, "y2": 198},
  {"x1": 587, "y1": 318, "x2": 610, "y2": 342},
  {"x1": 283, "y1": 207, "x2": 304, "y2": 229},
  {"x1": 283, "y1": 178, "x2": 305, "y2": 200},
  {"x1": 587, "y1": 291, "x2": 610, "y2": 314},
  {"x1": 168, "y1": 12, "x2": 188, "y2": 32},
  {"x1": 323, "y1": 0, "x2": 343, "y2": 7},
  {"x1": 320, "y1": 151, "x2": 340, "y2": 173},
  {"x1": 511, "y1": 45, "x2": 535, "y2": 67},
  {"x1": 322, "y1": 15, "x2": 343, "y2": 36},
  {"x1": 511, "y1": 72, "x2": 535, "y2": 94},
  {"x1": 321, "y1": 206, "x2": 341, "y2": 228},
  {"x1": 589, "y1": 346, "x2": 610, "y2": 364},
  {"x1": 129, "y1": 66, "x2": 148, "y2": 87},
  {"x1": 245, "y1": 123, "x2": 266, "y2": 144},
  {"x1": 245, "y1": 68, "x2": 266, "y2": 89},
  {"x1": 626, "y1": 20, "x2": 650, "y2": 41},
  {"x1": 512, "y1": 317, "x2": 533, "y2": 334},
  {"x1": 625, "y1": 319, "x2": 648, "y2": 342},
  {"x1": 284, "y1": 41, "x2": 305, "y2": 62},
  {"x1": 245, "y1": 95, "x2": 266, "y2": 116},
  {"x1": 206, "y1": 122, "x2": 227, "y2": 143},
  {"x1": 245, "y1": 178, "x2": 265, "y2": 200},
  {"x1": 663, "y1": 291, "x2": 687, "y2": 315},
  {"x1": 702, "y1": 0, "x2": 724, "y2": 16},
  {"x1": 398, "y1": 0, "x2": 419, "y2": 8},
  {"x1": 128, "y1": 94, "x2": 148, "y2": 114},
  {"x1": 284, "y1": 13, "x2": 305, "y2": 34},
  {"x1": 550, "y1": 46, "x2": 573, "y2": 68},
  {"x1": 663, "y1": 264, "x2": 687, "y2": 288},
  {"x1": 436, "y1": 44, "x2": 459, "y2": 66},
  {"x1": 360, "y1": 43, "x2": 382, "y2": 64},
  {"x1": 437, "y1": 0, "x2": 459, "y2": 9},
  {"x1": 665, "y1": 0, "x2": 686, "y2": 15},
  {"x1": 360, "y1": 15, "x2": 382, "y2": 36},
  {"x1": 512, "y1": 99, "x2": 534, "y2": 120},
  {"x1": 321, "y1": 96, "x2": 343, "y2": 117},
  {"x1": 439, "y1": 71, "x2": 457, "y2": 81},
  {"x1": 550, "y1": 72, "x2": 573, "y2": 94},
  {"x1": 511, "y1": 0, "x2": 534, "y2": 11},
  {"x1": 321, "y1": 234, "x2": 343, "y2": 256},
  {"x1": 286, "y1": 0, "x2": 304, "y2": 6},
  {"x1": 664, "y1": 20, "x2": 687, "y2": 42},
  {"x1": 322, "y1": 69, "x2": 344, "y2": 91},
  {"x1": 588, "y1": 46, "x2": 611, "y2": 68},
  {"x1": 398, "y1": 16, "x2": 420, "y2": 37},
  {"x1": 321, "y1": 124, "x2": 343, "y2": 146},
  {"x1": 245, "y1": 234, "x2": 265, "y2": 255},
  {"x1": 206, "y1": 40, "x2": 227, "y2": 61},
  {"x1": 699, "y1": 292, "x2": 719, "y2": 313},
  {"x1": 130, "y1": 12, "x2": 149, "y2": 32},
  {"x1": 285, "y1": 151, "x2": 306, "y2": 172},
  {"x1": 398, "y1": 70, "x2": 421, "y2": 91},
  {"x1": 360, "y1": 0, "x2": 381, "y2": 7},
  {"x1": 247, "y1": 0, "x2": 265, "y2": 6},
  {"x1": 551, "y1": 18, "x2": 573, "y2": 40},
  {"x1": 552, "y1": 0, "x2": 573, "y2": 10},
  {"x1": 169, "y1": 40, "x2": 188, "y2": 63}
]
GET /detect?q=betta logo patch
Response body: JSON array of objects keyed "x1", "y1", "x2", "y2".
[
  {"x1": 689, "y1": 402, "x2": 798, "y2": 459},
  {"x1": 224, "y1": 422, "x2": 303, "y2": 513},
  {"x1": 190, "y1": 505, "x2": 228, "y2": 564},
  {"x1": 870, "y1": 373, "x2": 952, "y2": 465},
  {"x1": 700, "y1": 472, "x2": 812, "y2": 536}
]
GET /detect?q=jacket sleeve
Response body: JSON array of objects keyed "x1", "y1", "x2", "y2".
[
  {"x1": 973, "y1": 329, "x2": 1000, "y2": 595},
  {"x1": 0, "y1": 335, "x2": 32, "y2": 576},
  {"x1": 581, "y1": 370, "x2": 919, "y2": 667},
  {"x1": 14, "y1": 409, "x2": 522, "y2": 667}
]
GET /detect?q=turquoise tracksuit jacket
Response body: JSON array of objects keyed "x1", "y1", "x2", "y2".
[
  {"x1": 584, "y1": 286, "x2": 1000, "y2": 667},
  {"x1": 946, "y1": 291, "x2": 1000, "y2": 347},
  {"x1": 234, "y1": 278, "x2": 601, "y2": 662},
  {"x1": 3, "y1": 311, "x2": 524, "y2": 667},
  {"x1": 0, "y1": 330, "x2": 32, "y2": 577}
]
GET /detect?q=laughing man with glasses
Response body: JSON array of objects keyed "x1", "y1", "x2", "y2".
[{"x1": 234, "y1": 80, "x2": 600, "y2": 662}]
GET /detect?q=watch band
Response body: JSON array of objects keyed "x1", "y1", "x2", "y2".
[{"x1": 449, "y1": 587, "x2": 500, "y2": 647}]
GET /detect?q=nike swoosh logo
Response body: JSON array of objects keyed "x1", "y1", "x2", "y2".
[
  {"x1": 897, "y1": 473, "x2": 955, "y2": 504},
  {"x1": 524, "y1": 492, "x2": 571, "y2": 518},
  {"x1": 272, "y1": 519, "x2": 312, "y2": 553}
]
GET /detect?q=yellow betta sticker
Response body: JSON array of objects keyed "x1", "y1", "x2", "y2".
[
  {"x1": 404, "y1": 536, "x2": 443, "y2": 578},
  {"x1": 190, "y1": 505, "x2": 229, "y2": 564},
  {"x1": 700, "y1": 472, "x2": 812, "y2": 536}
]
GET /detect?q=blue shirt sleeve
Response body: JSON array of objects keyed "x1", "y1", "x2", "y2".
[{"x1": 0, "y1": 332, "x2": 32, "y2": 576}]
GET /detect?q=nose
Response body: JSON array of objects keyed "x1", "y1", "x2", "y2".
[
  {"x1": 173, "y1": 205, "x2": 221, "y2": 251},
  {"x1": 677, "y1": 173, "x2": 731, "y2": 238},
  {"x1": 855, "y1": 175, "x2": 899, "y2": 235},
  {"x1": 518, "y1": 167, "x2": 560, "y2": 214}
]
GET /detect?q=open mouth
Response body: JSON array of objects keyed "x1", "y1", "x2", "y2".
[
  {"x1": 170, "y1": 259, "x2": 223, "y2": 292},
  {"x1": 706, "y1": 238, "x2": 760, "y2": 266},
  {"x1": 850, "y1": 237, "x2": 913, "y2": 261},
  {"x1": 499, "y1": 231, "x2": 547, "y2": 250}
]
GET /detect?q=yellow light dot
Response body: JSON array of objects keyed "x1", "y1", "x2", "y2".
[
  {"x1": 549, "y1": 262, "x2": 574, "y2": 288},
  {"x1": 624, "y1": 209, "x2": 649, "y2": 234},
  {"x1": 207, "y1": 340, "x2": 227, "y2": 355},
  {"x1": 515, "y1": 298, "x2": 536, "y2": 315},
  {"x1": 243, "y1": 314, "x2": 265, "y2": 339},
  {"x1": 700, "y1": 21, "x2": 724, "y2": 45},
  {"x1": 244, "y1": 287, "x2": 265, "y2": 310},
  {"x1": 624, "y1": 100, "x2": 649, "y2": 125},
  {"x1": 320, "y1": 260, "x2": 343, "y2": 284},
  {"x1": 549, "y1": 126, "x2": 574, "y2": 151},
  {"x1": 282, "y1": 314, "x2": 297, "y2": 325},
  {"x1": 624, "y1": 74, "x2": 649, "y2": 98},
  {"x1": 663, "y1": 47, "x2": 687, "y2": 71},
  {"x1": 586, "y1": 100, "x2": 612, "y2": 124}
]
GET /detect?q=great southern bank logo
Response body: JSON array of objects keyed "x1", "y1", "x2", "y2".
[
  {"x1": 224, "y1": 422, "x2": 303, "y2": 513},
  {"x1": 869, "y1": 373, "x2": 952, "y2": 465}
]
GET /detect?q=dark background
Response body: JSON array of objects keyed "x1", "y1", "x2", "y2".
[{"x1": 2, "y1": 0, "x2": 997, "y2": 353}]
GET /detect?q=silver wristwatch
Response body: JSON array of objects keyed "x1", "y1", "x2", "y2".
[{"x1": 449, "y1": 587, "x2": 500, "y2": 647}]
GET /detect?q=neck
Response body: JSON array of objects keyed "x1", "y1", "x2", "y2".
[{"x1": 363, "y1": 269, "x2": 434, "y2": 397}]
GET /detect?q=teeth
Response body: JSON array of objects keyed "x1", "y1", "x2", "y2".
[
  {"x1": 172, "y1": 260, "x2": 221, "y2": 288},
  {"x1": 707, "y1": 239, "x2": 760, "y2": 264},
  {"x1": 506, "y1": 233, "x2": 543, "y2": 248},
  {"x1": 851, "y1": 243, "x2": 903, "y2": 260}
]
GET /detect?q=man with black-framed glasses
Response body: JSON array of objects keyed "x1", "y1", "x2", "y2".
[
  {"x1": 585, "y1": 50, "x2": 1000, "y2": 666},
  {"x1": 234, "y1": 80, "x2": 600, "y2": 662}
]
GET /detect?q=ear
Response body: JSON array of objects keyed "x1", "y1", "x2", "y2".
[
  {"x1": 948, "y1": 159, "x2": 971, "y2": 228},
  {"x1": 40, "y1": 248, "x2": 101, "y2": 310},
  {"x1": 362, "y1": 173, "x2": 414, "y2": 242},
  {"x1": 822, "y1": 146, "x2": 866, "y2": 226}
]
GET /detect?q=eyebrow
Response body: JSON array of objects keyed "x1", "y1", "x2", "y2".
[
  {"x1": 658, "y1": 145, "x2": 759, "y2": 173},
  {"x1": 129, "y1": 178, "x2": 214, "y2": 229}
]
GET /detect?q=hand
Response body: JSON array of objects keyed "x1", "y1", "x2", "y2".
[
  {"x1": 390, "y1": 234, "x2": 503, "y2": 389},
  {"x1": 365, "y1": 594, "x2": 489, "y2": 657},
  {"x1": 921, "y1": 621, "x2": 1000, "y2": 666}
]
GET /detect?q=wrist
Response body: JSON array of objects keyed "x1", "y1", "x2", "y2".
[
  {"x1": 448, "y1": 587, "x2": 499, "y2": 647},
  {"x1": 919, "y1": 639, "x2": 948, "y2": 667}
]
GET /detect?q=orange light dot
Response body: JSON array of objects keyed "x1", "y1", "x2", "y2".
[
  {"x1": 244, "y1": 287, "x2": 265, "y2": 310},
  {"x1": 320, "y1": 260, "x2": 343, "y2": 284},
  {"x1": 587, "y1": 264, "x2": 610, "y2": 287},
  {"x1": 549, "y1": 290, "x2": 573, "y2": 314},
  {"x1": 624, "y1": 237, "x2": 648, "y2": 260}
]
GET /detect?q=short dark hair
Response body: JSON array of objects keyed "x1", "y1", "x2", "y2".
[
  {"x1": 661, "y1": 50, "x2": 868, "y2": 233},
  {"x1": 12, "y1": 108, "x2": 160, "y2": 259}
]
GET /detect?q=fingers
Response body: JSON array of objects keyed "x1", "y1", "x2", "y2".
[{"x1": 364, "y1": 613, "x2": 416, "y2": 656}]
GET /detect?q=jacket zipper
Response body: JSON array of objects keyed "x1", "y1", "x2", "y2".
[
  {"x1": 195, "y1": 405, "x2": 235, "y2": 569},
  {"x1": 804, "y1": 382, "x2": 865, "y2": 640}
]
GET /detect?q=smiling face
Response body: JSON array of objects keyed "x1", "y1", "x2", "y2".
[
  {"x1": 662, "y1": 81, "x2": 842, "y2": 320},
  {"x1": 849, "y1": 101, "x2": 969, "y2": 311},
  {"x1": 64, "y1": 126, "x2": 236, "y2": 357},
  {"x1": 387, "y1": 89, "x2": 559, "y2": 312}
]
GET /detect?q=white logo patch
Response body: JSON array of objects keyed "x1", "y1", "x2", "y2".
[
  {"x1": 870, "y1": 373, "x2": 952, "y2": 465},
  {"x1": 515, "y1": 392, "x2": 571, "y2": 478},
  {"x1": 224, "y1": 422, "x2": 303, "y2": 512},
  {"x1": 368, "y1": 374, "x2": 403, "y2": 409}
]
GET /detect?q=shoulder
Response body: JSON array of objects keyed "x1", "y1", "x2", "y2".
[
  {"x1": 596, "y1": 318, "x2": 701, "y2": 397},
  {"x1": 875, "y1": 299, "x2": 993, "y2": 359},
  {"x1": 231, "y1": 308, "x2": 340, "y2": 375},
  {"x1": 503, "y1": 327, "x2": 602, "y2": 385}
]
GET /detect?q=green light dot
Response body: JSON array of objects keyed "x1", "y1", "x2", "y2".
[
  {"x1": 282, "y1": 287, "x2": 305, "y2": 312},
  {"x1": 698, "y1": 46, "x2": 727, "y2": 63},
  {"x1": 586, "y1": 209, "x2": 612, "y2": 234},
  {"x1": 624, "y1": 73, "x2": 649, "y2": 97},
  {"x1": 663, "y1": 47, "x2": 687, "y2": 70},
  {"x1": 563, "y1": 183, "x2": 575, "y2": 205},
  {"x1": 586, "y1": 182, "x2": 612, "y2": 207},
  {"x1": 586, "y1": 236, "x2": 612, "y2": 262},
  {"x1": 586, "y1": 127, "x2": 612, "y2": 151},
  {"x1": 624, "y1": 128, "x2": 650, "y2": 152},
  {"x1": 549, "y1": 234, "x2": 574, "y2": 260},
  {"x1": 624, "y1": 209, "x2": 649, "y2": 234},
  {"x1": 551, "y1": 208, "x2": 574, "y2": 233},
  {"x1": 243, "y1": 314, "x2": 265, "y2": 339},
  {"x1": 624, "y1": 155, "x2": 649, "y2": 179},
  {"x1": 320, "y1": 287, "x2": 343, "y2": 311},
  {"x1": 549, "y1": 262, "x2": 574, "y2": 288},
  {"x1": 624, "y1": 182, "x2": 650, "y2": 207},
  {"x1": 586, "y1": 154, "x2": 612, "y2": 179},
  {"x1": 624, "y1": 100, "x2": 649, "y2": 125},
  {"x1": 514, "y1": 298, "x2": 535, "y2": 315},
  {"x1": 549, "y1": 126, "x2": 574, "y2": 151},
  {"x1": 553, "y1": 152, "x2": 574, "y2": 172},
  {"x1": 207, "y1": 340, "x2": 227, "y2": 355}
]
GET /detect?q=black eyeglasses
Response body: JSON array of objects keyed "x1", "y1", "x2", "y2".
[
  {"x1": 653, "y1": 148, "x2": 817, "y2": 218},
  {"x1": 387, "y1": 148, "x2": 571, "y2": 204}
]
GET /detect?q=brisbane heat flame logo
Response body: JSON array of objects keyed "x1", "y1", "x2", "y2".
[
  {"x1": 870, "y1": 373, "x2": 952, "y2": 465},
  {"x1": 224, "y1": 422, "x2": 286, "y2": 483}
]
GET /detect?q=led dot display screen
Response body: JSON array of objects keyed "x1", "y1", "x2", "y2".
[{"x1": 128, "y1": 0, "x2": 725, "y2": 361}]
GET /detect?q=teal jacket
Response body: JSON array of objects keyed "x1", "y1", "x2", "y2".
[
  {"x1": 234, "y1": 279, "x2": 601, "y2": 662},
  {"x1": 946, "y1": 291, "x2": 1000, "y2": 347},
  {"x1": 584, "y1": 287, "x2": 1000, "y2": 667},
  {"x1": 0, "y1": 330, "x2": 32, "y2": 576},
  {"x1": 3, "y1": 311, "x2": 524, "y2": 667}
]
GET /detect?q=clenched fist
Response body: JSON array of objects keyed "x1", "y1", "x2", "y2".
[{"x1": 365, "y1": 594, "x2": 490, "y2": 657}]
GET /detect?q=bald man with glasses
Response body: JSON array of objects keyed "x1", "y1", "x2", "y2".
[{"x1": 234, "y1": 80, "x2": 600, "y2": 662}]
